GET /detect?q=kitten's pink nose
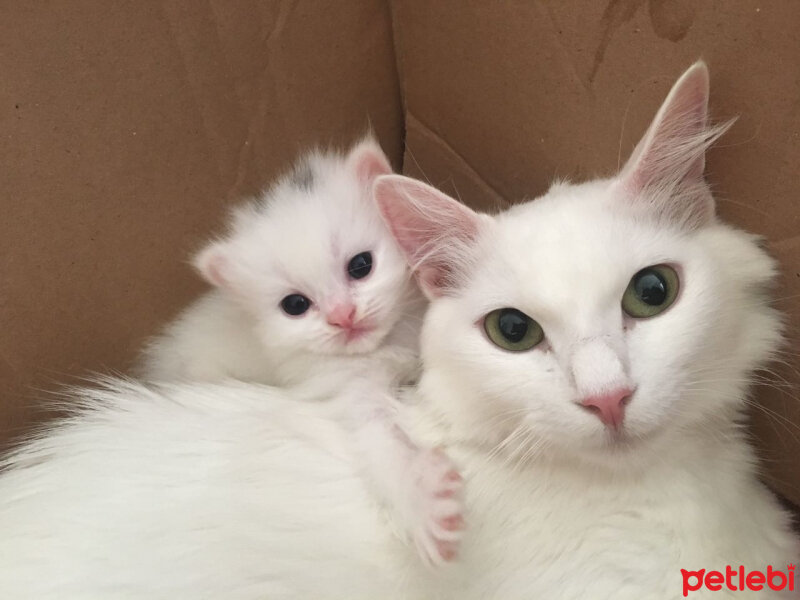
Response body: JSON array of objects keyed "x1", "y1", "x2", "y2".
[
  {"x1": 580, "y1": 388, "x2": 633, "y2": 430},
  {"x1": 326, "y1": 303, "x2": 357, "y2": 329}
]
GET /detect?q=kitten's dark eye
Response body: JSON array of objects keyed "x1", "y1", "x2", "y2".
[
  {"x1": 280, "y1": 294, "x2": 311, "y2": 316},
  {"x1": 484, "y1": 308, "x2": 544, "y2": 352},
  {"x1": 347, "y1": 251, "x2": 373, "y2": 280},
  {"x1": 621, "y1": 265, "x2": 679, "y2": 318}
]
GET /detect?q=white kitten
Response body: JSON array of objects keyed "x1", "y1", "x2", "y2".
[
  {"x1": 140, "y1": 138, "x2": 415, "y2": 384},
  {"x1": 0, "y1": 63, "x2": 796, "y2": 599},
  {"x1": 139, "y1": 138, "x2": 464, "y2": 565}
]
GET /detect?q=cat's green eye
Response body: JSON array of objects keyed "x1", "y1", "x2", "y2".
[
  {"x1": 483, "y1": 308, "x2": 544, "y2": 352},
  {"x1": 621, "y1": 264, "x2": 679, "y2": 319}
]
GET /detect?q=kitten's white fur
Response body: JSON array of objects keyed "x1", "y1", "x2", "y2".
[
  {"x1": 140, "y1": 138, "x2": 421, "y2": 385},
  {"x1": 139, "y1": 139, "x2": 464, "y2": 564},
  {"x1": 0, "y1": 63, "x2": 797, "y2": 599}
]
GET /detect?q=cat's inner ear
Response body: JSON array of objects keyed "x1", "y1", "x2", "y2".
[
  {"x1": 617, "y1": 61, "x2": 732, "y2": 229},
  {"x1": 194, "y1": 242, "x2": 234, "y2": 289},
  {"x1": 374, "y1": 175, "x2": 485, "y2": 298},
  {"x1": 346, "y1": 137, "x2": 392, "y2": 184}
]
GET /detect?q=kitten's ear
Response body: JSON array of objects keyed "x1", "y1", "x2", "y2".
[
  {"x1": 617, "y1": 61, "x2": 732, "y2": 228},
  {"x1": 193, "y1": 241, "x2": 235, "y2": 289},
  {"x1": 374, "y1": 175, "x2": 487, "y2": 298},
  {"x1": 346, "y1": 137, "x2": 392, "y2": 184}
]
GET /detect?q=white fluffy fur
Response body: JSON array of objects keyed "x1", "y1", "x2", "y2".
[
  {"x1": 140, "y1": 137, "x2": 423, "y2": 385},
  {"x1": 0, "y1": 62, "x2": 797, "y2": 599},
  {"x1": 138, "y1": 139, "x2": 464, "y2": 565}
]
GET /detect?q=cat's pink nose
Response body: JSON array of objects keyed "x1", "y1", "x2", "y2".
[
  {"x1": 326, "y1": 303, "x2": 357, "y2": 329},
  {"x1": 580, "y1": 388, "x2": 633, "y2": 430}
]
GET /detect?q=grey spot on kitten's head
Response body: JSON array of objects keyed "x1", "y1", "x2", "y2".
[{"x1": 290, "y1": 162, "x2": 316, "y2": 191}]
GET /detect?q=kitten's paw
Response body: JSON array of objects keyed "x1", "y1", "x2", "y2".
[{"x1": 407, "y1": 448, "x2": 465, "y2": 567}]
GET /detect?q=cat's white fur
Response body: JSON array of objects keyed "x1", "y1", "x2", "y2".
[
  {"x1": 138, "y1": 139, "x2": 464, "y2": 564},
  {"x1": 140, "y1": 138, "x2": 420, "y2": 384},
  {"x1": 0, "y1": 62, "x2": 797, "y2": 599}
]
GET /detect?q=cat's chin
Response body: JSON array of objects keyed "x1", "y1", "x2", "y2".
[
  {"x1": 331, "y1": 326, "x2": 391, "y2": 355},
  {"x1": 518, "y1": 420, "x2": 663, "y2": 463},
  {"x1": 337, "y1": 339, "x2": 382, "y2": 355},
  {"x1": 564, "y1": 425, "x2": 669, "y2": 467}
]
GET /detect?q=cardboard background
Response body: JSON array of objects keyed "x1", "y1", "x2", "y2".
[
  {"x1": 0, "y1": 0, "x2": 403, "y2": 441},
  {"x1": 1, "y1": 1, "x2": 798, "y2": 504}
]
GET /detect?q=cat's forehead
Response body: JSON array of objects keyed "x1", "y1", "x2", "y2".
[
  {"x1": 232, "y1": 175, "x2": 396, "y2": 293},
  {"x1": 253, "y1": 172, "x2": 382, "y2": 245},
  {"x1": 498, "y1": 185, "x2": 625, "y2": 261},
  {"x1": 477, "y1": 182, "x2": 686, "y2": 311}
]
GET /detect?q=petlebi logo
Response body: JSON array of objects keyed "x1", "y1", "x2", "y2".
[{"x1": 681, "y1": 565, "x2": 795, "y2": 597}]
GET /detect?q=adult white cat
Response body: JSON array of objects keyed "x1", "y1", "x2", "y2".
[{"x1": 0, "y1": 62, "x2": 796, "y2": 599}]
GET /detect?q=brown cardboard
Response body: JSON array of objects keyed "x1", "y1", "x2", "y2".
[
  {"x1": 0, "y1": 0, "x2": 403, "y2": 442},
  {"x1": 391, "y1": 1, "x2": 800, "y2": 503},
  {"x1": 1, "y1": 1, "x2": 798, "y2": 507}
]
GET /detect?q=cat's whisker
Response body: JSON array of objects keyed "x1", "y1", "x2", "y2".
[
  {"x1": 403, "y1": 145, "x2": 434, "y2": 187},
  {"x1": 480, "y1": 410, "x2": 533, "y2": 443},
  {"x1": 684, "y1": 375, "x2": 797, "y2": 389},
  {"x1": 681, "y1": 382, "x2": 800, "y2": 438},
  {"x1": 616, "y1": 94, "x2": 634, "y2": 172},
  {"x1": 514, "y1": 434, "x2": 550, "y2": 474},
  {"x1": 743, "y1": 400, "x2": 800, "y2": 442},
  {"x1": 715, "y1": 197, "x2": 774, "y2": 219},
  {"x1": 486, "y1": 423, "x2": 528, "y2": 462}
]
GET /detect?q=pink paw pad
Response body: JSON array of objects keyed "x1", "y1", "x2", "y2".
[{"x1": 407, "y1": 448, "x2": 465, "y2": 567}]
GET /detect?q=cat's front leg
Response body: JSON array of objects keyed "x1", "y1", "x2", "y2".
[
  {"x1": 349, "y1": 393, "x2": 464, "y2": 567},
  {"x1": 400, "y1": 443, "x2": 465, "y2": 565}
]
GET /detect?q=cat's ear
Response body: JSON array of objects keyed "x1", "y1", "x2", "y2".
[
  {"x1": 346, "y1": 137, "x2": 392, "y2": 184},
  {"x1": 193, "y1": 241, "x2": 235, "y2": 289},
  {"x1": 617, "y1": 61, "x2": 732, "y2": 228},
  {"x1": 374, "y1": 175, "x2": 487, "y2": 298}
]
